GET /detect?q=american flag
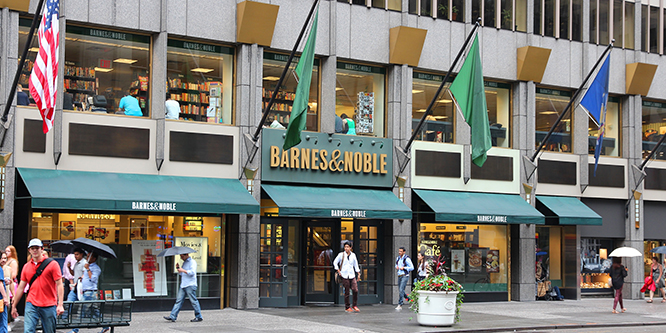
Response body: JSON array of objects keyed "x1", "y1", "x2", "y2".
[{"x1": 29, "y1": 0, "x2": 60, "y2": 134}]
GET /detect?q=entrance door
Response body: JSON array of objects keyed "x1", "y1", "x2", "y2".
[
  {"x1": 337, "y1": 220, "x2": 384, "y2": 305},
  {"x1": 304, "y1": 221, "x2": 336, "y2": 303},
  {"x1": 259, "y1": 221, "x2": 289, "y2": 307}
]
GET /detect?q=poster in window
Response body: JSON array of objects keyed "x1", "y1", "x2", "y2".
[
  {"x1": 468, "y1": 248, "x2": 484, "y2": 273},
  {"x1": 173, "y1": 237, "x2": 208, "y2": 273},
  {"x1": 451, "y1": 249, "x2": 465, "y2": 273},
  {"x1": 356, "y1": 92, "x2": 374, "y2": 134},
  {"x1": 60, "y1": 221, "x2": 75, "y2": 240},
  {"x1": 131, "y1": 240, "x2": 167, "y2": 296},
  {"x1": 486, "y1": 250, "x2": 500, "y2": 273}
]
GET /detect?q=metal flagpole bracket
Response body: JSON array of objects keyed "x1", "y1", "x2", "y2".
[
  {"x1": 395, "y1": 146, "x2": 410, "y2": 171},
  {"x1": 523, "y1": 155, "x2": 537, "y2": 182},
  {"x1": 631, "y1": 164, "x2": 647, "y2": 189}
]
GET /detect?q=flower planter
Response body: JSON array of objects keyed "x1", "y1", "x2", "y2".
[{"x1": 416, "y1": 290, "x2": 459, "y2": 326}]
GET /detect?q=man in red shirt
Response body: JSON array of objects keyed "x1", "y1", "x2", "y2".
[{"x1": 10, "y1": 238, "x2": 64, "y2": 333}]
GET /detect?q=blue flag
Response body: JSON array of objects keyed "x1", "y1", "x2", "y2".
[{"x1": 580, "y1": 55, "x2": 610, "y2": 176}]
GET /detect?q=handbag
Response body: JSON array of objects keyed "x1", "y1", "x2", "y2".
[
  {"x1": 335, "y1": 253, "x2": 345, "y2": 284},
  {"x1": 608, "y1": 277, "x2": 613, "y2": 288}
]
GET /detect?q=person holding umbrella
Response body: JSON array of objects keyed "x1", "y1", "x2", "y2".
[
  {"x1": 162, "y1": 247, "x2": 203, "y2": 323},
  {"x1": 69, "y1": 252, "x2": 109, "y2": 333}
]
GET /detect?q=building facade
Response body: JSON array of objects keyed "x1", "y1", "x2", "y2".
[{"x1": 0, "y1": 0, "x2": 664, "y2": 310}]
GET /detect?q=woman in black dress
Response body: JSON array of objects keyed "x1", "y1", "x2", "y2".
[{"x1": 610, "y1": 257, "x2": 628, "y2": 313}]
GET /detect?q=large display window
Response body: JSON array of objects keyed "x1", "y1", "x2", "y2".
[
  {"x1": 641, "y1": 100, "x2": 666, "y2": 160},
  {"x1": 535, "y1": 226, "x2": 563, "y2": 288},
  {"x1": 336, "y1": 62, "x2": 386, "y2": 137},
  {"x1": 580, "y1": 238, "x2": 613, "y2": 291},
  {"x1": 262, "y1": 52, "x2": 319, "y2": 131},
  {"x1": 536, "y1": 88, "x2": 572, "y2": 153},
  {"x1": 417, "y1": 223, "x2": 508, "y2": 292},
  {"x1": 32, "y1": 212, "x2": 225, "y2": 300},
  {"x1": 167, "y1": 39, "x2": 234, "y2": 124},
  {"x1": 587, "y1": 97, "x2": 620, "y2": 157}
]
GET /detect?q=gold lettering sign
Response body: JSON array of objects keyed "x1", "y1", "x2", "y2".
[{"x1": 269, "y1": 146, "x2": 388, "y2": 175}]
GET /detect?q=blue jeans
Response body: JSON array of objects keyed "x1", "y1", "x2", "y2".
[
  {"x1": 398, "y1": 275, "x2": 409, "y2": 305},
  {"x1": 71, "y1": 291, "x2": 108, "y2": 333},
  {"x1": 169, "y1": 285, "x2": 202, "y2": 320},
  {"x1": 23, "y1": 302, "x2": 56, "y2": 333},
  {"x1": 0, "y1": 304, "x2": 7, "y2": 333},
  {"x1": 61, "y1": 288, "x2": 78, "y2": 320}
]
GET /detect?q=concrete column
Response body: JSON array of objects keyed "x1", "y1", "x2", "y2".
[
  {"x1": 53, "y1": 0, "x2": 66, "y2": 166},
  {"x1": 623, "y1": 94, "x2": 644, "y2": 300},
  {"x1": 512, "y1": 81, "x2": 537, "y2": 301},
  {"x1": 230, "y1": 43, "x2": 263, "y2": 309},
  {"x1": 0, "y1": 8, "x2": 18, "y2": 249},
  {"x1": 320, "y1": 0, "x2": 336, "y2": 134},
  {"x1": 152, "y1": 29, "x2": 167, "y2": 171}
]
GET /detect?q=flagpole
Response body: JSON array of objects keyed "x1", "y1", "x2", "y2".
[
  {"x1": 529, "y1": 42, "x2": 614, "y2": 162},
  {"x1": 402, "y1": 19, "x2": 482, "y2": 157},
  {"x1": 250, "y1": 0, "x2": 319, "y2": 143},
  {"x1": 1, "y1": 0, "x2": 47, "y2": 123},
  {"x1": 639, "y1": 131, "x2": 666, "y2": 170}
]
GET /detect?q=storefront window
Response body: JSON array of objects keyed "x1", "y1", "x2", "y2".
[
  {"x1": 580, "y1": 238, "x2": 613, "y2": 290},
  {"x1": 587, "y1": 97, "x2": 620, "y2": 157},
  {"x1": 336, "y1": 62, "x2": 385, "y2": 137},
  {"x1": 263, "y1": 52, "x2": 319, "y2": 131},
  {"x1": 641, "y1": 100, "x2": 666, "y2": 160},
  {"x1": 535, "y1": 226, "x2": 563, "y2": 288},
  {"x1": 18, "y1": 19, "x2": 40, "y2": 106},
  {"x1": 64, "y1": 26, "x2": 150, "y2": 116},
  {"x1": 32, "y1": 212, "x2": 224, "y2": 299},
  {"x1": 166, "y1": 40, "x2": 233, "y2": 124},
  {"x1": 412, "y1": 72, "x2": 454, "y2": 143},
  {"x1": 418, "y1": 223, "x2": 508, "y2": 292},
  {"x1": 536, "y1": 88, "x2": 572, "y2": 153},
  {"x1": 485, "y1": 82, "x2": 511, "y2": 148}
]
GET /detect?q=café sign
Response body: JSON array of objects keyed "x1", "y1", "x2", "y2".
[{"x1": 261, "y1": 128, "x2": 393, "y2": 187}]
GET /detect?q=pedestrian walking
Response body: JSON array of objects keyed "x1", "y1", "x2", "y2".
[
  {"x1": 415, "y1": 252, "x2": 428, "y2": 283},
  {"x1": 610, "y1": 257, "x2": 627, "y2": 313},
  {"x1": 69, "y1": 251, "x2": 109, "y2": 333},
  {"x1": 648, "y1": 256, "x2": 666, "y2": 303},
  {"x1": 333, "y1": 241, "x2": 361, "y2": 313},
  {"x1": 0, "y1": 256, "x2": 10, "y2": 333},
  {"x1": 395, "y1": 246, "x2": 414, "y2": 310},
  {"x1": 62, "y1": 248, "x2": 87, "y2": 322},
  {"x1": 10, "y1": 238, "x2": 64, "y2": 333},
  {"x1": 163, "y1": 253, "x2": 203, "y2": 322}
]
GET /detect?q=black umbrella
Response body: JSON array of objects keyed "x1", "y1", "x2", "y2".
[
  {"x1": 650, "y1": 246, "x2": 666, "y2": 254},
  {"x1": 50, "y1": 240, "x2": 75, "y2": 254},
  {"x1": 70, "y1": 237, "x2": 117, "y2": 258},
  {"x1": 157, "y1": 246, "x2": 196, "y2": 257}
]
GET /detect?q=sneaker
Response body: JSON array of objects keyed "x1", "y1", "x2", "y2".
[
  {"x1": 345, "y1": 308, "x2": 354, "y2": 313},
  {"x1": 395, "y1": 305, "x2": 402, "y2": 310},
  {"x1": 163, "y1": 316, "x2": 176, "y2": 322},
  {"x1": 190, "y1": 317, "x2": 203, "y2": 322},
  {"x1": 353, "y1": 306, "x2": 360, "y2": 312}
]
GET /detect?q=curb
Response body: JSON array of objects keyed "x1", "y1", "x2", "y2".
[{"x1": 423, "y1": 320, "x2": 666, "y2": 332}]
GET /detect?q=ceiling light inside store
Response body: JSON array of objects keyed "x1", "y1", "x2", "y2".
[
  {"x1": 433, "y1": 116, "x2": 448, "y2": 119},
  {"x1": 412, "y1": 90, "x2": 424, "y2": 94},
  {"x1": 416, "y1": 109, "x2": 427, "y2": 112},
  {"x1": 263, "y1": 76, "x2": 280, "y2": 81},
  {"x1": 29, "y1": 47, "x2": 40, "y2": 52},
  {"x1": 437, "y1": 99, "x2": 452, "y2": 103},
  {"x1": 191, "y1": 68, "x2": 214, "y2": 73},
  {"x1": 539, "y1": 111, "x2": 558, "y2": 115},
  {"x1": 336, "y1": 87, "x2": 343, "y2": 91},
  {"x1": 94, "y1": 67, "x2": 113, "y2": 73},
  {"x1": 114, "y1": 58, "x2": 138, "y2": 64}
]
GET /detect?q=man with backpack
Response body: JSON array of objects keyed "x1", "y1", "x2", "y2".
[
  {"x1": 11, "y1": 238, "x2": 64, "y2": 333},
  {"x1": 395, "y1": 246, "x2": 414, "y2": 310}
]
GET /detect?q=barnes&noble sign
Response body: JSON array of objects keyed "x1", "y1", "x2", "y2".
[{"x1": 261, "y1": 128, "x2": 393, "y2": 187}]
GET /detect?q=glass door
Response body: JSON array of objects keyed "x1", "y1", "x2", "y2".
[
  {"x1": 356, "y1": 221, "x2": 383, "y2": 304},
  {"x1": 304, "y1": 221, "x2": 336, "y2": 303},
  {"x1": 259, "y1": 220, "x2": 289, "y2": 307}
]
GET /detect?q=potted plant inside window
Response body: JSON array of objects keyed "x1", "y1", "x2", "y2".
[
  {"x1": 437, "y1": 4, "x2": 459, "y2": 21},
  {"x1": 408, "y1": 256, "x2": 464, "y2": 326}
]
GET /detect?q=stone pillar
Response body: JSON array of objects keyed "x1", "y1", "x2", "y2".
[
  {"x1": 512, "y1": 81, "x2": 537, "y2": 301},
  {"x1": 623, "y1": 94, "x2": 644, "y2": 300},
  {"x1": 152, "y1": 28, "x2": 167, "y2": 171},
  {"x1": 229, "y1": 43, "x2": 263, "y2": 309},
  {"x1": 386, "y1": 64, "x2": 412, "y2": 304},
  {"x1": 0, "y1": 7, "x2": 18, "y2": 249}
]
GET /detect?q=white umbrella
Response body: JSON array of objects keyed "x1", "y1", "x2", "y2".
[{"x1": 609, "y1": 246, "x2": 643, "y2": 257}]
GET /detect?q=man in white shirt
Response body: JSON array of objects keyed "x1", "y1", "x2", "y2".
[
  {"x1": 164, "y1": 253, "x2": 202, "y2": 322},
  {"x1": 165, "y1": 93, "x2": 180, "y2": 120},
  {"x1": 333, "y1": 241, "x2": 361, "y2": 313}
]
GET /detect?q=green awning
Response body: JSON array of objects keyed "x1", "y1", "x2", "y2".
[
  {"x1": 262, "y1": 185, "x2": 412, "y2": 219},
  {"x1": 536, "y1": 196, "x2": 602, "y2": 225},
  {"x1": 17, "y1": 168, "x2": 259, "y2": 215},
  {"x1": 414, "y1": 190, "x2": 544, "y2": 224}
]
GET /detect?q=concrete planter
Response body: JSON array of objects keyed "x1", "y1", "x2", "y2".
[{"x1": 416, "y1": 290, "x2": 459, "y2": 326}]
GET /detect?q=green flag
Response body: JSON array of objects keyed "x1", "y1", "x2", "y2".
[
  {"x1": 449, "y1": 35, "x2": 491, "y2": 167},
  {"x1": 283, "y1": 9, "x2": 319, "y2": 150}
]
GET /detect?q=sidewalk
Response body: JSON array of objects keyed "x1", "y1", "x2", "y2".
[{"x1": 13, "y1": 298, "x2": 666, "y2": 333}]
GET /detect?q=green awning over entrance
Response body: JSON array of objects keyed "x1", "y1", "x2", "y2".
[
  {"x1": 414, "y1": 189, "x2": 544, "y2": 224},
  {"x1": 262, "y1": 185, "x2": 412, "y2": 219},
  {"x1": 17, "y1": 168, "x2": 259, "y2": 215},
  {"x1": 536, "y1": 196, "x2": 602, "y2": 225}
]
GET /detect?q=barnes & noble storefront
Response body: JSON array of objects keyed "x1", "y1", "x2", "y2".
[
  {"x1": 258, "y1": 129, "x2": 410, "y2": 307},
  {"x1": 14, "y1": 168, "x2": 259, "y2": 310}
]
